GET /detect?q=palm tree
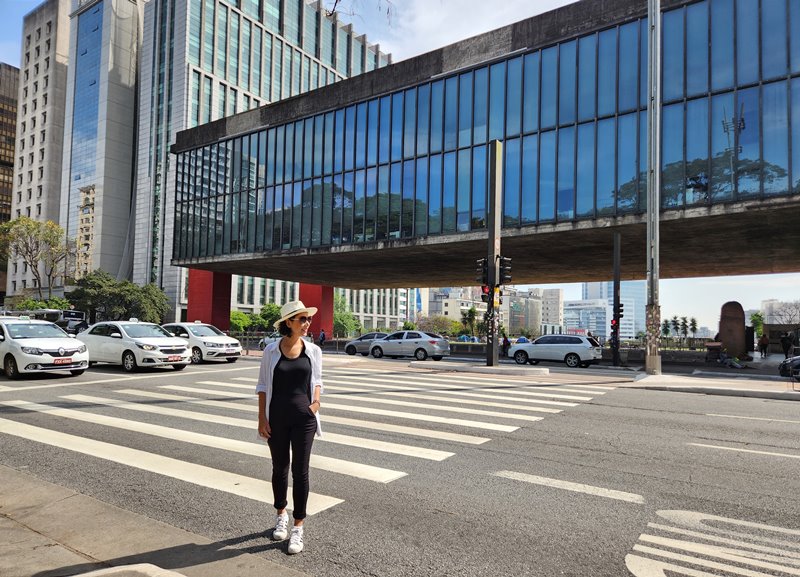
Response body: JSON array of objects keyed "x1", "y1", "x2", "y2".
[
  {"x1": 689, "y1": 317, "x2": 698, "y2": 345},
  {"x1": 671, "y1": 316, "x2": 680, "y2": 348},
  {"x1": 661, "y1": 320, "x2": 671, "y2": 346},
  {"x1": 680, "y1": 316, "x2": 689, "y2": 347},
  {"x1": 461, "y1": 306, "x2": 478, "y2": 336}
]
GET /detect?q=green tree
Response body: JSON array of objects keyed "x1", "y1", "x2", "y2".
[
  {"x1": 415, "y1": 315, "x2": 455, "y2": 336},
  {"x1": 67, "y1": 269, "x2": 169, "y2": 323},
  {"x1": 689, "y1": 317, "x2": 699, "y2": 342},
  {"x1": 671, "y1": 315, "x2": 680, "y2": 347},
  {"x1": 402, "y1": 321, "x2": 416, "y2": 330},
  {"x1": 333, "y1": 294, "x2": 361, "y2": 337},
  {"x1": 461, "y1": 306, "x2": 478, "y2": 336},
  {"x1": 230, "y1": 311, "x2": 251, "y2": 332},
  {"x1": 750, "y1": 312, "x2": 764, "y2": 337},
  {"x1": 680, "y1": 316, "x2": 689, "y2": 344},
  {"x1": 259, "y1": 303, "x2": 282, "y2": 330},
  {"x1": 661, "y1": 320, "x2": 671, "y2": 341},
  {"x1": 12, "y1": 296, "x2": 72, "y2": 311}
]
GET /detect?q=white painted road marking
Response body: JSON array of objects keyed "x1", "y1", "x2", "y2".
[
  {"x1": 0, "y1": 416, "x2": 341, "y2": 515},
  {"x1": 707, "y1": 413, "x2": 800, "y2": 425},
  {"x1": 494, "y1": 470, "x2": 644, "y2": 504},
  {"x1": 689, "y1": 443, "x2": 800, "y2": 460},
  {"x1": 0, "y1": 400, "x2": 405, "y2": 483}
]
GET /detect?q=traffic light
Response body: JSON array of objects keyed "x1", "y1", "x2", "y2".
[
  {"x1": 610, "y1": 318, "x2": 619, "y2": 338},
  {"x1": 476, "y1": 258, "x2": 489, "y2": 285},
  {"x1": 616, "y1": 303, "x2": 625, "y2": 319},
  {"x1": 481, "y1": 285, "x2": 491, "y2": 303},
  {"x1": 499, "y1": 256, "x2": 512, "y2": 284}
]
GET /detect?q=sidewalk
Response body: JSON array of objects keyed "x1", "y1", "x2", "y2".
[{"x1": 0, "y1": 465, "x2": 308, "y2": 577}]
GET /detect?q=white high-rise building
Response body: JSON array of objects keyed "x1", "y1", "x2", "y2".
[{"x1": 583, "y1": 280, "x2": 646, "y2": 337}]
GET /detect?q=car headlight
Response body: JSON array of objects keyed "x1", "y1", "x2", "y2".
[
  {"x1": 135, "y1": 342, "x2": 158, "y2": 351},
  {"x1": 21, "y1": 346, "x2": 43, "y2": 355},
  {"x1": 78, "y1": 345, "x2": 87, "y2": 353},
  {"x1": 203, "y1": 341, "x2": 219, "y2": 348}
]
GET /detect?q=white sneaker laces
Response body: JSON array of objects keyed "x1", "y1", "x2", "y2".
[
  {"x1": 289, "y1": 526, "x2": 304, "y2": 550},
  {"x1": 275, "y1": 513, "x2": 289, "y2": 534}
]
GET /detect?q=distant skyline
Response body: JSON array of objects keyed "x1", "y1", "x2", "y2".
[{"x1": 1, "y1": 0, "x2": 797, "y2": 329}]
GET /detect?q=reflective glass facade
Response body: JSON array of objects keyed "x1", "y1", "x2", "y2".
[{"x1": 175, "y1": 0, "x2": 800, "y2": 262}]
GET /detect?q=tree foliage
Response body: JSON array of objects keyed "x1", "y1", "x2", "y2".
[
  {"x1": 333, "y1": 294, "x2": 361, "y2": 337},
  {"x1": 415, "y1": 315, "x2": 459, "y2": 336},
  {"x1": 230, "y1": 311, "x2": 251, "y2": 332},
  {"x1": 750, "y1": 312, "x2": 764, "y2": 337},
  {"x1": 67, "y1": 269, "x2": 169, "y2": 323}
]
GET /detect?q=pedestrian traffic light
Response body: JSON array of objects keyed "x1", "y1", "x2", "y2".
[
  {"x1": 610, "y1": 318, "x2": 618, "y2": 337},
  {"x1": 499, "y1": 256, "x2": 512, "y2": 284},
  {"x1": 617, "y1": 303, "x2": 625, "y2": 319},
  {"x1": 481, "y1": 285, "x2": 491, "y2": 303},
  {"x1": 476, "y1": 258, "x2": 488, "y2": 285}
]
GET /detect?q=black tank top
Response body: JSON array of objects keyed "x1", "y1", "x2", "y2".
[{"x1": 272, "y1": 348, "x2": 312, "y2": 403}]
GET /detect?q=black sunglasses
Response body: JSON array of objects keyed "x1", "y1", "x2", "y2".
[{"x1": 291, "y1": 316, "x2": 313, "y2": 324}]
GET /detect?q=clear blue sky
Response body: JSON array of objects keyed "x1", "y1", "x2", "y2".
[{"x1": 1, "y1": 0, "x2": 797, "y2": 329}]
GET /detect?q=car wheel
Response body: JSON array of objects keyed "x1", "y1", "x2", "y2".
[
  {"x1": 259, "y1": 341, "x2": 266, "y2": 350},
  {"x1": 345, "y1": 345, "x2": 357, "y2": 356},
  {"x1": 122, "y1": 351, "x2": 138, "y2": 373},
  {"x1": 371, "y1": 346, "x2": 383, "y2": 359},
  {"x1": 431, "y1": 356, "x2": 443, "y2": 361},
  {"x1": 226, "y1": 357, "x2": 237, "y2": 363},
  {"x1": 70, "y1": 370, "x2": 85, "y2": 376},
  {"x1": 4, "y1": 355, "x2": 20, "y2": 379},
  {"x1": 564, "y1": 353, "x2": 581, "y2": 368},
  {"x1": 414, "y1": 348, "x2": 428, "y2": 361},
  {"x1": 514, "y1": 350, "x2": 529, "y2": 365},
  {"x1": 191, "y1": 347, "x2": 203, "y2": 364},
  {"x1": 173, "y1": 363, "x2": 187, "y2": 371}
]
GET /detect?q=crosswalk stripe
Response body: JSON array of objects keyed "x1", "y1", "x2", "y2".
[
  {"x1": 162, "y1": 384, "x2": 542, "y2": 423},
  {"x1": 114, "y1": 389, "x2": 491, "y2": 445},
  {"x1": 323, "y1": 383, "x2": 565, "y2": 414},
  {"x1": 495, "y1": 470, "x2": 645, "y2": 504},
  {"x1": 64, "y1": 394, "x2": 451, "y2": 461},
  {"x1": 321, "y1": 373, "x2": 597, "y2": 401},
  {"x1": 0, "y1": 416, "x2": 341, "y2": 514},
  {"x1": 1, "y1": 399, "x2": 405, "y2": 483}
]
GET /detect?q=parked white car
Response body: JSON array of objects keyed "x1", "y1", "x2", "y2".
[
  {"x1": 509, "y1": 334, "x2": 602, "y2": 368},
  {"x1": 77, "y1": 319, "x2": 191, "y2": 372},
  {"x1": 0, "y1": 317, "x2": 90, "y2": 378},
  {"x1": 162, "y1": 322, "x2": 242, "y2": 364}
]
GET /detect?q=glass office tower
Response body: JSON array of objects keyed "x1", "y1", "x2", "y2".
[
  {"x1": 136, "y1": 0, "x2": 390, "y2": 320},
  {"x1": 173, "y1": 0, "x2": 800, "y2": 264}
]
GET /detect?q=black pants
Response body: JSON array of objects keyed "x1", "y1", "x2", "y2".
[{"x1": 268, "y1": 398, "x2": 317, "y2": 520}]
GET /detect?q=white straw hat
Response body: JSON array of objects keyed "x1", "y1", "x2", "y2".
[{"x1": 273, "y1": 300, "x2": 319, "y2": 329}]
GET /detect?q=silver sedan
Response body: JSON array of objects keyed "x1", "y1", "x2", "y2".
[
  {"x1": 370, "y1": 331, "x2": 450, "y2": 361},
  {"x1": 344, "y1": 332, "x2": 388, "y2": 356}
]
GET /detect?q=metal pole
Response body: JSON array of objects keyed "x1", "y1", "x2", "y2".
[
  {"x1": 646, "y1": 0, "x2": 662, "y2": 375},
  {"x1": 486, "y1": 140, "x2": 503, "y2": 367},
  {"x1": 613, "y1": 231, "x2": 621, "y2": 367}
]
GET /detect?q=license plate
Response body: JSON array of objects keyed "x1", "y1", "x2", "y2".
[
  {"x1": 53, "y1": 358, "x2": 72, "y2": 365},
  {"x1": 226, "y1": 349, "x2": 236, "y2": 354},
  {"x1": 168, "y1": 355, "x2": 181, "y2": 362}
]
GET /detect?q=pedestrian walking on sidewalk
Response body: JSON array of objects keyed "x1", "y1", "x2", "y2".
[
  {"x1": 758, "y1": 333, "x2": 770, "y2": 358},
  {"x1": 780, "y1": 332, "x2": 793, "y2": 359},
  {"x1": 257, "y1": 300, "x2": 323, "y2": 555}
]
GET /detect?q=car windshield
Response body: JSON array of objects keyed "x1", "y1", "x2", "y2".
[
  {"x1": 188, "y1": 325, "x2": 224, "y2": 337},
  {"x1": 6, "y1": 323, "x2": 68, "y2": 339},
  {"x1": 121, "y1": 323, "x2": 172, "y2": 338}
]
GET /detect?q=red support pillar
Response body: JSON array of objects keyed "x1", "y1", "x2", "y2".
[
  {"x1": 187, "y1": 269, "x2": 232, "y2": 331},
  {"x1": 299, "y1": 283, "x2": 334, "y2": 341}
]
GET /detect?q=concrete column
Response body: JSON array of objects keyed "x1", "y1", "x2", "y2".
[
  {"x1": 187, "y1": 269, "x2": 232, "y2": 330},
  {"x1": 299, "y1": 283, "x2": 334, "y2": 340}
]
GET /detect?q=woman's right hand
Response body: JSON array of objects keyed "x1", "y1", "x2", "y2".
[{"x1": 258, "y1": 415, "x2": 271, "y2": 440}]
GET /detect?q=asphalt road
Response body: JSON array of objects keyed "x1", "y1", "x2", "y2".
[{"x1": 0, "y1": 357, "x2": 798, "y2": 577}]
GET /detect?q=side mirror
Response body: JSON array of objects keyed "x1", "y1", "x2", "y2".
[
  {"x1": 110, "y1": 332, "x2": 122, "y2": 339},
  {"x1": 179, "y1": 333, "x2": 189, "y2": 338},
  {"x1": 68, "y1": 334, "x2": 76, "y2": 339},
  {"x1": 0, "y1": 335, "x2": 5, "y2": 341}
]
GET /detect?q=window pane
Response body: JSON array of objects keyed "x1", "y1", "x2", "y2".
[
  {"x1": 711, "y1": 0, "x2": 734, "y2": 91},
  {"x1": 521, "y1": 134, "x2": 538, "y2": 224},
  {"x1": 523, "y1": 52, "x2": 540, "y2": 133},
  {"x1": 331, "y1": 174, "x2": 342, "y2": 244},
  {"x1": 793, "y1": 79, "x2": 800, "y2": 192},
  {"x1": 538, "y1": 131, "x2": 556, "y2": 221},
  {"x1": 555, "y1": 43, "x2": 577, "y2": 126},
  {"x1": 762, "y1": 0, "x2": 787, "y2": 80},
  {"x1": 430, "y1": 80, "x2": 444, "y2": 153},
  {"x1": 763, "y1": 81, "x2": 789, "y2": 196},
  {"x1": 389, "y1": 162, "x2": 401, "y2": 238},
  {"x1": 662, "y1": 9, "x2": 684, "y2": 102},
  {"x1": 356, "y1": 103, "x2": 367, "y2": 169},
  {"x1": 576, "y1": 122, "x2": 595, "y2": 217},
  {"x1": 472, "y1": 145, "x2": 486, "y2": 229},
  {"x1": 402, "y1": 161, "x2": 414, "y2": 237},
  {"x1": 596, "y1": 118, "x2": 615, "y2": 214},
  {"x1": 458, "y1": 72, "x2": 473, "y2": 148},
  {"x1": 503, "y1": 137, "x2": 521, "y2": 227},
  {"x1": 686, "y1": 1, "x2": 709, "y2": 97},
  {"x1": 367, "y1": 100, "x2": 378, "y2": 166},
  {"x1": 662, "y1": 103, "x2": 684, "y2": 208},
  {"x1": 736, "y1": 0, "x2": 758, "y2": 86},
  {"x1": 404, "y1": 88, "x2": 416, "y2": 158},
  {"x1": 323, "y1": 113, "x2": 333, "y2": 175},
  {"x1": 507, "y1": 56, "x2": 523, "y2": 135},
  {"x1": 443, "y1": 152, "x2": 456, "y2": 232},
  {"x1": 353, "y1": 170, "x2": 365, "y2": 242},
  {"x1": 489, "y1": 62, "x2": 506, "y2": 140},
  {"x1": 333, "y1": 109, "x2": 343, "y2": 172},
  {"x1": 417, "y1": 84, "x2": 430, "y2": 156},
  {"x1": 710, "y1": 91, "x2": 734, "y2": 200},
  {"x1": 736, "y1": 86, "x2": 759, "y2": 197},
  {"x1": 377, "y1": 165, "x2": 388, "y2": 239},
  {"x1": 379, "y1": 96, "x2": 390, "y2": 164},
  {"x1": 686, "y1": 97, "x2": 710, "y2": 205},
  {"x1": 792, "y1": 0, "x2": 800, "y2": 74},
  {"x1": 391, "y1": 92, "x2": 403, "y2": 161},
  {"x1": 473, "y1": 67, "x2": 488, "y2": 144},
  {"x1": 598, "y1": 28, "x2": 617, "y2": 117},
  {"x1": 540, "y1": 47, "x2": 557, "y2": 129},
  {"x1": 365, "y1": 167, "x2": 377, "y2": 241},
  {"x1": 444, "y1": 76, "x2": 458, "y2": 150},
  {"x1": 415, "y1": 159, "x2": 428, "y2": 236},
  {"x1": 618, "y1": 22, "x2": 638, "y2": 111},
  {"x1": 457, "y1": 148, "x2": 470, "y2": 231},
  {"x1": 557, "y1": 126, "x2": 574, "y2": 219},
  {"x1": 578, "y1": 35, "x2": 596, "y2": 122},
  {"x1": 429, "y1": 154, "x2": 442, "y2": 234}
]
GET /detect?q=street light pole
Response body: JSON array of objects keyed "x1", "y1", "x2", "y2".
[{"x1": 646, "y1": 0, "x2": 662, "y2": 375}]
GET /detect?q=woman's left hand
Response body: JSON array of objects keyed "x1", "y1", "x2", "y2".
[{"x1": 309, "y1": 400, "x2": 320, "y2": 414}]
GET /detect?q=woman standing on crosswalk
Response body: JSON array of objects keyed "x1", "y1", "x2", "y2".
[{"x1": 257, "y1": 300, "x2": 323, "y2": 555}]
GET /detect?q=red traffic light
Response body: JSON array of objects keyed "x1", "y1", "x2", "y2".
[{"x1": 610, "y1": 319, "x2": 618, "y2": 328}]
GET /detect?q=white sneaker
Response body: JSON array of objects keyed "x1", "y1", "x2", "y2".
[
  {"x1": 272, "y1": 512, "x2": 289, "y2": 540},
  {"x1": 287, "y1": 525, "x2": 304, "y2": 554}
]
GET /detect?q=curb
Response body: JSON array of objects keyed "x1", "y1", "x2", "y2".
[{"x1": 627, "y1": 384, "x2": 800, "y2": 401}]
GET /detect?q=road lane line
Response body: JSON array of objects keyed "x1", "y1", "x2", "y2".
[
  {"x1": 494, "y1": 470, "x2": 644, "y2": 504},
  {"x1": 0, "y1": 416, "x2": 341, "y2": 514},
  {"x1": 0, "y1": 400, "x2": 405, "y2": 483},
  {"x1": 689, "y1": 443, "x2": 800, "y2": 460},
  {"x1": 64, "y1": 394, "x2": 451, "y2": 460},
  {"x1": 706, "y1": 413, "x2": 800, "y2": 425},
  {"x1": 646, "y1": 523, "x2": 800, "y2": 557},
  {"x1": 114, "y1": 389, "x2": 490, "y2": 444},
  {"x1": 632, "y1": 543, "x2": 800, "y2": 576}
]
